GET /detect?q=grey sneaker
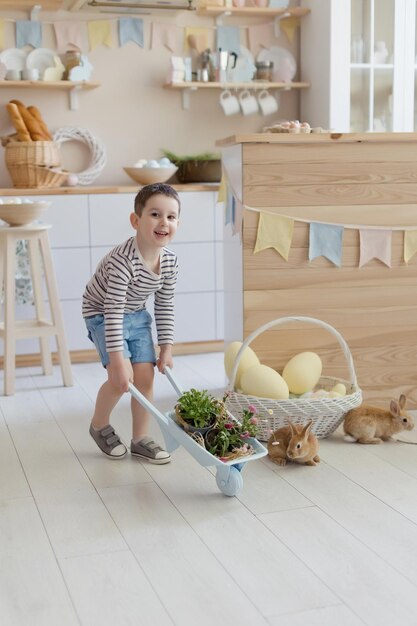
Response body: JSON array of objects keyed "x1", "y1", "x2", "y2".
[
  {"x1": 89, "y1": 424, "x2": 127, "y2": 459},
  {"x1": 130, "y1": 436, "x2": 171, "y2": 464}
]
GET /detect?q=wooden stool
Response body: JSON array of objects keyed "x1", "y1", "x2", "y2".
[{"x1": 0, "y1": 224, "x2": 73, "y2": 395}]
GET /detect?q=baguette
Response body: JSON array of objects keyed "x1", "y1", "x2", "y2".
[
  {"x1": 27, "y1": 105, "x2": 53, "y2": 141},
  {"x1": 9, "y1": 99, "x2": 48, "y2": 141},
  {"x1": 5, "y1": 103, "x2": 32, "y2": 142}
]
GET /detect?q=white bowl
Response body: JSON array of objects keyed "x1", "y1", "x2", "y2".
[
  {"x1": 123, "y1": 166, "x2": 177, "y2": 186},
  {"x1": 0, "y1": 201, "x2": 50, "y2": 226}
]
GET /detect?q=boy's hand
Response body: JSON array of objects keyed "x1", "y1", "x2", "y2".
[
  {"x1": 157, "y1": 344, "x2": 173, "y2": 373},
  {"x1": 108, "y1": 352, "x2": 132, "y2": 393}
]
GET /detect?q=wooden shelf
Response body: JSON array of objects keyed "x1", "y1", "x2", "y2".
[
  {"x1": 165, "y1": 80, "x2": 309, "y2": 108},
  {"x1": 165, "y1": 81, "x2": 309, "y2": 90},
  {"x1": 197, "y1": 6, "x2": 310, "y2": 18},
  {"x1": 0, "y1": 80, "x2": 101, "y2": 110}
]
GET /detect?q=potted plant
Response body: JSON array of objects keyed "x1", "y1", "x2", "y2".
[
  {"x1": 204, "y1": 403, "x2": 260, "y2": 462},
  {"x1": 162, "y1": 150, "x2": 221, "y2": 183},
  {"x1": 175, "y1": 388, "x2": 226, "y2": 435}
]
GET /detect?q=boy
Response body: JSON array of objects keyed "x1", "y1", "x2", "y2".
[{"x1": 82, "y1": 183, "x2": 180, "y2": 464}]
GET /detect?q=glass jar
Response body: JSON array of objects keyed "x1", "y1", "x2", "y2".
[
  {"x1": 255, "y1": 61, "x2": 274, "y2": 82},
  {"x1": 63, "y1": 50, "x2": 82, "y2": 80}
]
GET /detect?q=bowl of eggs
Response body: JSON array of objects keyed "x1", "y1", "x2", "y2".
[
  {"x1": 0, "y1": 197, "x2": 50, "y2": 226},
  {"x1": 124, "y1": 157, "x2": 178, "y2": 186}
]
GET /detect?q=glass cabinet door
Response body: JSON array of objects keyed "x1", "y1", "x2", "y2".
[{"x1": 350, "y1": 0, "x2": 395, "y2": 131}]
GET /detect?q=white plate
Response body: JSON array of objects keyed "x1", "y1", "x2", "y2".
[
  {"x1": 0, "y1": 61, "x2": 6, "y2": 80},
  {"x1": 26, "y1": 48, "x2": 56, "y2": 75},
  {"x1": 229, "y1": 46, "x2": 256, "y2": 83},
  {"x1": 0, "y1": 48, "x2": 27, "y2": 71},
  {"x1": 257, "y1": 46, "x2": 297, "y2": 82}
]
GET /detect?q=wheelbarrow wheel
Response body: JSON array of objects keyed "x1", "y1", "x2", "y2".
[{"x1": 216, "y1": 465, "x2": 243, "y2": 496}]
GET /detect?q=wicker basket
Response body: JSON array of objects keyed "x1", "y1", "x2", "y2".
[
  {"x1": 225, "y1": 316, "x2": 362, "y2": 440},
  {"x1": 5, "y1": 141, "x2": 61, "y2": 188}
]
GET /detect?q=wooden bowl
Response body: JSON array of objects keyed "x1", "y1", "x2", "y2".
[
  {"x1": 123, "y1": 166, "x2": 177, "y2": 185},
  {"x1": 0, "y1": 201, "x2": 50, "y2": 226}
]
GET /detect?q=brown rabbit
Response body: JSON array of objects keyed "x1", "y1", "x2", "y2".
[
  {"x1": 267, "y1": 420, "x2": 320, "y2": 466},
  {"x1": 343, "y1": 394, "x2": 414, "y2": 444}
]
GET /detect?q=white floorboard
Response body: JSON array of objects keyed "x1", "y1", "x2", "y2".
[{"x1": 0, "y1": 353, "x2": 416, "y2": 626}]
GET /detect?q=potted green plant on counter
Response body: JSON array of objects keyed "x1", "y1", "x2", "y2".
[
  {"x1": 162, "y1": 150, "x2": 221, "y2": 183},
  {"x1": 175, "y1": 388, "x2": 226, "y2": 435}
]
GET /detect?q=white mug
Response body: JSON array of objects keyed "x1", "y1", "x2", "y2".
[
  {"x1": 22, "y1": 68, "x2": 39, "y2": 81},
  {"x1": 219, "y1": 89, "x2": 240, "y2": 116},
  {"x1": 257, "y1": 89, "x2": 279, "y2": 116},
  {"x1": 5, "y1": 69, "x2": 21, "y2": 81},
  {"x1": 239, "y1": 89, "x2": 259, "y2": 116}
]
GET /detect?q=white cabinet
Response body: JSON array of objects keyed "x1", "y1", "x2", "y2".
[
  {"x1": 1, "y1": 189, "x2": 223, "y2": 357},
  {"x1": 300, "y1": 0, "x2": 417, "y2": 132}
]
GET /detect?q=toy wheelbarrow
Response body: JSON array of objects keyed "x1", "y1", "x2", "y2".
[{"x1": 128, "y1": 367, "x2": 267, "y2": 496}]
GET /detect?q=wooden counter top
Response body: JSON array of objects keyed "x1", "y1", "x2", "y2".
[
  {"x1": 0, "y1": 183, "x2": 220, "y2": 196},
  {"x1": 217, "y1": 132, "x2": 417, "y2": 146}
]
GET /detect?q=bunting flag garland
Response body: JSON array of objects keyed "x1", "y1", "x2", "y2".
[
  {"x1": 225, "y1": 187, "x2": 234, "y2": 227},
  {"x1": 88, "y1": 20, "x2": 113, "y2": 50},
  {"x1": 359, "y1": 228, "x2": 392, "y2": 268},
  {"x1": 254, "y1": 212, "x2": 294, "y2": 260},
  {"x1": 309, "y1": 222, "x2": 344, "y2": 267},
  {"x1": 118, "y1": 18, "x2": 144, "y2": 48},
  {"x1": 279, "y1": 16, "x2": 300, "y2": 43},
  {"x1": 54, "y1": 21, "x2": 86, "y2": 53},
  {"x1": 404, "y1": 229, "x2": 417, "y2": 264},
  {"x1": 151, "y1": 23, "x2": 179, "y2": 53},
  {"x1": 247, "y1": 23, "x2": 275, "y2": 56},
  {"x1": 233, "y1": 199, "x2": 244, "y2": 238},
  {"x1": 16, "y1": 20, "x2": 42, "y2": 49}
]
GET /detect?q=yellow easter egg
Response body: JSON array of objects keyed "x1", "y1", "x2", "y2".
[
  {"x1": 282, "y1": 351, "x2": 322, "y2": 394},
  {"x1": 328, "y1": 391, "x2": 343, "y2": 398},
  {"x1": 331, "y1": 383, "x2": 346, "y2": 396},
  {"x1": 224, "y1": 341, "x2": 260, "y2": 388},
  {"x1": 240, "y1": 364, "x2": 289, "y2": 400}
]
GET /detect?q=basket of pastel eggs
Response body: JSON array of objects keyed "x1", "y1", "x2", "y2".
[{"x1": 223, "y1": 316, "x2": 363, "y2": 440}]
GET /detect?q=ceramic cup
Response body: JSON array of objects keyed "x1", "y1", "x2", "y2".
[
  {"x1": 5, "y1": 69, "x2": 21, "y2": 81},
  {"x1": 257, "y1": 89, "x2": 279, "y2": 116},
  {"x1": 22, "y1": 68, "x2": 39, "y2": 81},
  {"x1": 239, "y1": 89, "x2": 259, "y2": 116},
  {"x1": 219, "y1": 89, "x2": 240, "y2": 116}
]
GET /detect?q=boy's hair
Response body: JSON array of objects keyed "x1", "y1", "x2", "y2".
[{"x1": 134, "y1": 183, "x2": 181, "y2": 216}]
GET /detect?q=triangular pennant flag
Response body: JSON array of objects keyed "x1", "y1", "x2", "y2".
[
  {"x1": 88, "y1": 21, "x2": 113, "y2": 51},
  {"x1": 253, "y1": 212, "x2": 294, "y2": 260},
  {"x1": 232, "y1": 199, "x2": 243, "y2": 240},
  {"x1": 247, "y1": 23, "x2": 275, "y2": 56},
  {"x1": 54, "y1": 21, "x2": 86, "y2": 53},
  {"x1": 217, "y1": 173, "x2": 227, "y2": 205},
  {"x1": 184, "y1": 26, "x2": 209, "y2": 53},
  {"x1": 309, "y1": 222, "x2": 344, "y2": 266},
  {"x1": 0, "y1": 20, "x2": 5, "y2": 49},
  {"x1": 280, "y1": 16, "x2": 300, "y2": 43},
  {"x1": 221, "y1": 145, "x2": 243, "y2": 203},
  {"x1": 151, "y1": 23, "x2": 179, "y2": 53},
  {"x1": 16, "y1": 20, "x2": 41, "y2": 49},
  {"x1": 118, "y1": 18, "x2": 144, "y2": 48},
  {"x1": 225, "y1": 187, "x2": 234, "y2": 227},
  {"x1": 359, "y1": 228, "x2": 392, "y2": 268},
  {"x1": 404, "y1": 229, "x2": 417, "y2": 264}
]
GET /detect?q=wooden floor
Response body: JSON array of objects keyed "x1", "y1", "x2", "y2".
[{"x1": 1, "y1": 353, "x2": 417, "y2": 626}]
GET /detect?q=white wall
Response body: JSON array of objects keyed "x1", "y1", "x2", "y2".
[{"x1": 0, "y1": 6, "x2": 301, "y2": 188}]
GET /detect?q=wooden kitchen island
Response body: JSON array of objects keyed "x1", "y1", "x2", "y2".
[{"x1": 218, "y1": 132, "x2": 417, "y2": 405}]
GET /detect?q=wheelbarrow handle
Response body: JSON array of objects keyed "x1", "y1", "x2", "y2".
[
  {"x1": 128, "y1": 382, "x2": 170, "y2": 426},
  {"x1": 163, "y1": 366, "x2": 184, "y2": 397}
]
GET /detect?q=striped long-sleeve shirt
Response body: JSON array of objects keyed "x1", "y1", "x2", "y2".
[{"x1": 82, "y1": 237, "x2": 178, "y2": 352}]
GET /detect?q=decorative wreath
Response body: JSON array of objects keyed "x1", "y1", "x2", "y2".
[{"x1": 53, "y1": 127, "x2": 106, "y2": 185}]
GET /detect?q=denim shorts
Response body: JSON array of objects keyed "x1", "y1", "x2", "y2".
[{"x1": 85, "y1": 309, "x2": 156, "y2": 368}]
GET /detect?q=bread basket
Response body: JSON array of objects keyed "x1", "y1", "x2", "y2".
[
  {"x1": 5, "y1": 141, "x2": 62, "y2": 188},
  {"x1": 224, "y1": 316, "x2": 363, "y2": 440}
]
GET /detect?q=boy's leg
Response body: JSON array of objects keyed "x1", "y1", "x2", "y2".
[{"x1": 130, "y1": 362, "x2": 171, "y2": 464}]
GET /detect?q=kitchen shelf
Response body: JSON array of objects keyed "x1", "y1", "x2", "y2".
[
  {"x1": 165, "y1": 80, "x2": 310, "y2": 109},
  {"x1": 197, "y1": 6, "x2": 310, "y2": 19},
  {"x1": 0, "y1": 80, "x2": 101, "y2": 111}
]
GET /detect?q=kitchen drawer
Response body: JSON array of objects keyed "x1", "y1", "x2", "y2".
[
  {"x1": 216, "y1": 291, "x2": 224, "y2": 340},
  {"x1": 48, "y1": 248, "x2": 91, "y2": 301},
  {"x1": 215, "y1": 242, "x2": 223, "y2": 291},
  {"x1": 61, "y1": 300, "x2": 92, "y2": 351},
  {"x1": 214, "y1": 198, "x2": 224, "y2": 242},
  {"x1": 169, "y1": 242, "x2": 215, "y2": 293},
  {"x1": 89, "y1": 194, "x2": 134, "y2": 246},
  {"x1": 174, "y1": 292, "x2": 217, "y2": 343},
  {"x1": 36, "y1": 194, "x2": 90, "y2": 248}
]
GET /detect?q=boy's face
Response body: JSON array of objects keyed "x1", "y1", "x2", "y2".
[{"x1": 130, "y1": 194, "x2": 179, "y2": 248}]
